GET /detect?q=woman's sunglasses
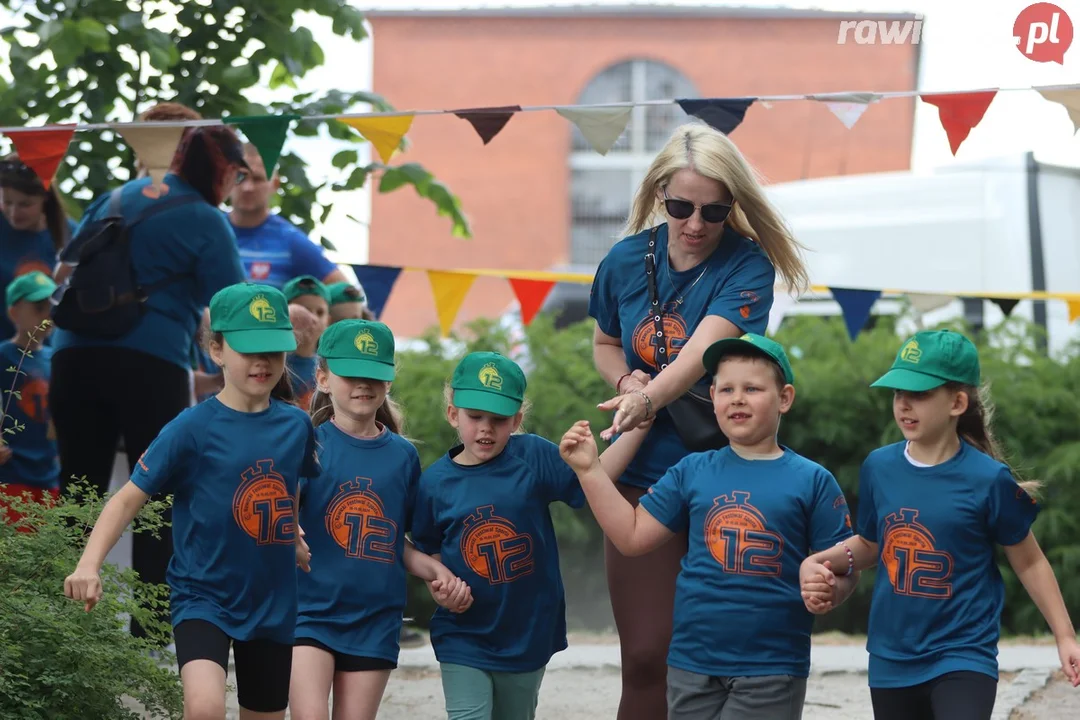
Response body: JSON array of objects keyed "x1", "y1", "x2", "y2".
[{"x1": 662, "y1": 189, "x2": 733, "y2": 224}]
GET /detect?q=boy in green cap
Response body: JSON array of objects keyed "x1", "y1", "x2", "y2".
[
  {"x1": 0, "y1": 271, "x2": 61, "y2": 521},
  {"x1": 326, "y1": 281, "x2": 373, "y2": 324},
  {"x1": 411, "y1": 351, "x2": 648, "y2": 719},
  {"x1": 283, "y1": 275, "x2": 331, "y2": 409},
  {"x1": 560, "y1": 333, "x2": 857, "y2": 720},
  {"x1": 283, "y1": 275, "x2": 331, "y2": 331}
]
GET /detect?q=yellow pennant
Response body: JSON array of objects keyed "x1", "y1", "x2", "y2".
[
  {"x1": 1068, "y1": 299, "x2": 1080, "y2": 323},
  {"x1": 427, "y1": 270, "x2": 476, "y2": 337},
  {"x1": 341, "y1": 115, "x2": 414, "y2": 164}
]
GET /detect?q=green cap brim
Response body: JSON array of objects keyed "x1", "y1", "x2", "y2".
[
  {"x1": 223, "y1": 329, "x2": 297, "y2": 354},
  {"x1": 453, "y1": 388, "x2": 522, "y2": 417},
  {"x1": 702, "y1": 337, "x2": 752, "y2": 374},
  {"x1": 11, "y1": 286, "x2": 55, "y2": 306},
  {"x1": 870, "y1": 368, "x2": 947, "y2": 392},
  {"x1": 326, "y1": 357, "x2": 395, "y2": 382}
]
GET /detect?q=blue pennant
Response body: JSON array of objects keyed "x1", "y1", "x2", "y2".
[
  {"x1": 350, "y1": 265, "x2": 403, "y2": 319},
  {"x1": 676, "y1": 98, "x2": 756, "y2": 134},
  {"x1": 830, "y1": 287, "x2": 882, "y2": 341}
]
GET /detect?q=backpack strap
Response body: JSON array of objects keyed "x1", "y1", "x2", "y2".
[
  {"x1": 106, "y1": 187, "x2": 125, "y2": 219},
  {"x1": 127, "y1": 193, "x2": 202, "y2": 228}
]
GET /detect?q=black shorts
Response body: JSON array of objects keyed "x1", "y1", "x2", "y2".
[
  {"x1": 870, "y1": 671, "x2": 997, "y2": 720},
  {"x1": 295, "y1": 636, "x2": 397, "y2": 673},
  {"x1": 174, "y1": 620, "x2": 293, "y2": 713}
]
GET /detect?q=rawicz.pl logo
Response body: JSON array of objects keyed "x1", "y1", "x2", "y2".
[
  {"x1": 837, "y1": 18, "x2": 923, "y2": 45},
  {"x1": 1013, "y1": 3, "x2": 1074, "y2": 64}
]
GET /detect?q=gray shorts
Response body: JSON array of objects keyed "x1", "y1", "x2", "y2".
[{"x1": 667, "y1": 666, "x2": 807, "y2": 720}]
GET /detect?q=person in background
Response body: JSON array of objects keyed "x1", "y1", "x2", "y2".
[
  {"x1": 328, "y1": 281, "x2": 375, "y2": 323},
  {"x1": 192, "y1": 309, "x2": 223, "y2": 404},
  {"x1": 0, "y1": 271, "x2": 59, "y2": 526},
  {"x1": 0, "y1": 154, "x2": 76, "y2": 339},
  {"x1": 229, "y1": 144, "x2": 348, "y2": 288},
  {"x1": 284, "y1": 275, "x2": 331, "y2": 332},
  {"x1": 288, "y1": 304, "x2": 320, "y2": 412}
]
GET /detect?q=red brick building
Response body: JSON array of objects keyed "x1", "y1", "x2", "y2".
[{"x1": 366, "y1": 5, "x2": 921, "y2": 337}]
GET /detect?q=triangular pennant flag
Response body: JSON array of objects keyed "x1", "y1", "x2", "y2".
[
  {"x1": 6, "y1": 125, "x2": 76, "y2": 189},
  {"x1": 342, "y1": 115, "x2": 415, "y2": 164},
  {"x1": 1038, "y1": 89, "x2": 1080, "y2": 133},
  {"x1": 990, "y1": 297, "x2": 1020, "y2": 317},
  {"x1": 767, "y1": 289, "x2": 798, "y2": 336},
  {"x1": 508, "y1": 278, "x2": 555, "y2": 326},
  {"x1": 830, "y1": 287, "x2": 882, "y2": 341},
  {"x1": 349, "y1": 265, "x2": 402, "y2": 319},
  {"x1": 676, "y1": 98, "x2": 755, "y2": 134},
  {"x1": 114, "y1": 124, "x2": 186, "y2": 186},
  {"x1": 810, "y1": 93, "x2": 879, "y2": 129},
  {"x1": 1068, "y1": 299, "x2": 1080, "y2": 323},
  {"x1": 920, "y1": 91, "x2": 997, "y2": 155},
  {"x1": 908, "y1": 293, "x2": 955, "y2": 314},
  {"x1": 428, "y1": 270, "x2": 476, "y2": 337},
  {"x1": 555, "y1": 107, "x2": 632, "y2": 155},
  {"x1": 224, "y1": 114, "x2": 299, "y2": 177},
  {"x1": 453, "y1": 106, "x2": 521, "y2": 145}
]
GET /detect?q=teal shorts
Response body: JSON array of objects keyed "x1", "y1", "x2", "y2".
[{"x1": 440, "y1": 662, "x2": 547, "y2": 720}]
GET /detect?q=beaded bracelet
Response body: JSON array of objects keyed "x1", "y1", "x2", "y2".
[
  {"x1": 632, "y1": 390, "x2": 653, "y2": 419},
  {"x1": 616, "y1": 372, "x2": 632, "y2": 394},
  {"x1": 835, "y1": 541, "x2": 855, "y2": 576}
]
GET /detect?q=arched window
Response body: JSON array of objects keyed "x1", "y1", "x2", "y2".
[{"x1": 569, "y1": 60, "x2": 698, "y2": 266}]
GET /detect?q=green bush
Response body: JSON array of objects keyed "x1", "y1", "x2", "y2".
[{"x1": 395, "y1": 312, "x2": 1080, "y2": 637}]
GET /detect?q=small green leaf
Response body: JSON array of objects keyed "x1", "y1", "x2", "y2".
[
  {"x1": 74, "y1": 18, "x2": 110, "y2": 53},
  {"x1": 222, "y1": 64, "x2": 258, "y2": 89},
  {"x1": 319, "y1": 236, "x2": 337, "y2": 252},
  {"x1": 331, "y1": 149, "x2": 357, "y2": 169},
  {"x1": 268, "y1": 61, "x2": 296, "y2": 90}
]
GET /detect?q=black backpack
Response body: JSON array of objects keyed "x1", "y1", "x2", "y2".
[{"x1": 52, "y1": 188, "x2": 201, "y2": 339}]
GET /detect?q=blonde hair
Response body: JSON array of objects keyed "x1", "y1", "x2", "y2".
[
  {"x1": 442, "y1": 383, "x2": 531, "y2": 434},
  {"x1": 625, "y1": 123, "x2": 809, "y2": 294},
  {"x1": 310, "y1": 356, "x2": 407, "y2": 436}
]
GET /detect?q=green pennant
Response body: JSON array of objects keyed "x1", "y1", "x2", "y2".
[{"x1": 223, "y1": 114, "x2": 300, "y2": 177}]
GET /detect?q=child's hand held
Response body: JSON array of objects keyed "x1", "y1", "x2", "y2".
[
  {"x1": 559, "y1": 421, "x2": 599, "y2": 472},
  {"x1": 295, "y1": 526, "x2": 311, "y2": 572},
  {"x1": 1058, "y1": 637, "x2": 1080, "y2": 686},
  {"x1": 64, "y1": 567, "x2": 103, "y2": 612}
]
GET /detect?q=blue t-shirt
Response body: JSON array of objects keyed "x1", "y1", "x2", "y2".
[
  {"x1": 857, "y1": 441, "x2": 1040, "y2": 688},
  {"x1": 230, "y1": 213, "x2": 337, "y2": 288},
  {"x1": 0, "y1": 342, "x2": 57, "y2": 490},
  {"x1": 288, "y1": 353, "x2": 317, "y2": 411},
  {"x1": 193, "y1": 344, "x2": 220, "y2": 404},
  {"x1": 588, "y1": 224, "x2": 776, "y2": 487},
  {"x1": 52, "y1": 176, "x2": 244, "y2": 370},
  {"x1": 640, "y1": 447, "x2": 852, "y2": 678},
  {"x1": 131, "y1": 397, "x2": 320, "y2": 643},
  {"x1": 411, "y1": 434, "x2": 585, "y2": 673},
  {"x1": 296, "y1": 421, "x2": 422, "y2": 662},
  {"x1": 0, "y1": 214, "x2": 76, "y2": 339}
]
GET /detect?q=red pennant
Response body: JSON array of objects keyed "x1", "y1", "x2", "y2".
[
  {"x1": 509, "y1": 278, "x2": 555, "y2": 326},
  {"x1": 453, "y1": 106, "x2": 521, "y2": 145},
  {"x1": 6, "y1": 125, "x2": 76, "y2": 189},
  {"x1": 921, "y1": 91, "x2": 996, "y2": 155}
]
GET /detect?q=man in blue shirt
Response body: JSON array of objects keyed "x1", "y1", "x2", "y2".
[{"x1": 228, "y1": 145, "x2": 348, "y2": 288}]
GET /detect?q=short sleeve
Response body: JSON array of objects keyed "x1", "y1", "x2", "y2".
[
  {"x1": 410, "y1": 475, "x2": 441, "y2": 556},
  {"x1": 855, "y1": 460, "x2": 879, "y2": 542},
  {"x1": 195, "y1": 211, "x2": 246, "y2": 305},
  {"x1": 987, "y1": 468, "x2": 1039, "y2": 546},
  {"x1": 638, "y1": 461, "x2": 689, "y2": 533},
  {"x1": 587, "y1": 251, "x2": 622, "y2": 338},
  {"x1": 130, "y1": 415, "x2": 196, "y2": 496},
  {"x1": 808, "y1": 469, "x2": 855, "y2": 552},
  {"x1": 403, "y1": 444, "x2": 422, "y2": 533},
  {"x1": 288, "y1": 226, "x2": 338, "y2": 281},
  {"x1": 525, "y1": 435, "x2": 585, "y2": 509},
  {"x1": 705, "y1": 249, "x2": 775, "y2": 335}
]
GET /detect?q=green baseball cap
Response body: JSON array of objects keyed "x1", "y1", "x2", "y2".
[
  {"x1": 209, "y1": 283, "x2": 297, "y2": 353},
  {"x1": 451, "y1": 351, "x2": 526, "y2": 417},
  {"x1": 871, "y1": 330, "x2": 980, "y2": 391},
  {"x1": 327, "y1": 282, "x2": 367, "y2": 306},
  {"x1": 283, "y1": 275, "x2": 331, "y2": 304},
  {"x1": 317, "y1": 319, "x2": 395, "y2": 381},
  {"x1": 702, "y1": 333, "x2": 795, "y2": 385},
  {"x1": 6, "y1": 271, "x2": 56, "y2": 308}
]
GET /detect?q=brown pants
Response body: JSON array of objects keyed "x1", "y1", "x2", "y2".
[{"x1": 605, "y1": 483, "x2": 689, "y2": 720}]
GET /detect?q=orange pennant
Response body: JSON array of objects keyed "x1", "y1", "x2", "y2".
[
  {"x1": 921, "y1": 91, "x2": 996, "y2": 156},
  {"x1": 509, "y1": 278, "x2": 555, "y2": 326},
  {"x1": 1068, "y1": 299, "x2": 1080, "y2": 324},
  {"x1": 6, "y1": 125, "x2": 76, "y2": 189},
  {"x1": 427, "y1": 270, "x2": 476, "y2": 337}
]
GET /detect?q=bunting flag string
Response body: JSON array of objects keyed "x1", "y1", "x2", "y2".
[
  {"x1": 1069, "y1": 300, "x2": 1080, "y2": 324},
  {"x1": 350, "y1": 265, "x2": 402, "y2": 319},
  {"x1": 341, "y1": 115, "x2": 414, "y2": 163},
  {"x1": 555, "y1": 107, "x2": 632, "y2": 155},
  {"x1": 677, "y1": 98, "x2": 755, "y2": 135},
  {"x1": 427, "y1": 270, "x2": 477, "y2": 336},
  {"x1": 454, "y1": 106, "x2": 521, "y2": 145},
  {"x1": 225, "y1": 114, "x2": 300, "y2": 176},
  {"x1": 1039, "y1": 88, "x2": 1080, "y2": 133},
  {"x1": 810, "y1": 92, "x2": 879, "y2": 129},
  {"x1": 920, "y1": 91, "x2": 997, "y2": 155},
  {"x1": 6, "y1": 125, "x2": 76, "y2": 188},
  {"x1": 990, "y1": 297, "x2": 1021, "y2": 317},
  {"x1": 508, "y1": 278, "x2": 556, "y2": 326},
  {"x1": 113, "y1": 124, "x2": 185, "y2": 186},
  {"x1": 830, "y1": 287, "x2": 882, "y2": 341}
]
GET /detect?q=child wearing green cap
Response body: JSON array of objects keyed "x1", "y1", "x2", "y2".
[
  {"x1": 561, "y1": 333, "x2": 857, "y2": 720},
  {"x1": 801, "y1": 329, "x2": 1080, "y2": 720},
  {"x1": 64, "y1": 282, "x2": 320, "y2": 719},
  {"x1": 284, "y1": 275, "x2": 331, "y2": 411},
  {"x1": 411, "y1": 351, "x2": 648, "y2": 719},
  {"x1": 284, "y1": 274, "x2": 331, "y2": 329},
  {"x1": 0, "y1": 271, "x2": 60, "y2": 524},
  {"x1": 291, "y1": 318, "x2": 474, "y2": 718},
  {"x1": 327, "y1": 281, "x2": 373, "y2": 324}
]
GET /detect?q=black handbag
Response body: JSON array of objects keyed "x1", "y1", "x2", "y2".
[{"x1": 644, "y1": 227, "x2": 729, "y2": 453}]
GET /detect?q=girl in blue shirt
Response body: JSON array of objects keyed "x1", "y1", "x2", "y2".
[
  {"x1": 292, "y1": 319, "x2": 473, "y2": 720},
  {"x1": 412, "y1": 351, "x2": 646, "y2": 720},
  {"x1": 64, "y1": 283, "x2": 318, "y2": 719},
  {"x1": 802, "y1": 330, "x2": 1080, "y2": 720}
]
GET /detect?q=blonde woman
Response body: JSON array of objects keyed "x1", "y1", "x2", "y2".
[{"x1": 587, "y1": 122, "x2": 809, "y2": 719}]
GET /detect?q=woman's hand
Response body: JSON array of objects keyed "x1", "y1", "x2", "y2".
[
  {"x1": 597, "y1": 390, "x2": 652, "y2": 442},
  {"x1": 618, "y1": 369, "x2": 651, "y2": 395}
]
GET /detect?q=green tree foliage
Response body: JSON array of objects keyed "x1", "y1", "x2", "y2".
[{"x1": 0, "y1": 0, "x2": 470, "y2": 241}]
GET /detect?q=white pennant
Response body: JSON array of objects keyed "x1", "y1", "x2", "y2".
[
  {"x1": 1039, "y1": 88, "x2": 1080, "y2": 133},
  {"x1": 809, "y1": 92, "x2": 879, "y2": 129},
  {"x1": 556, "y1": 107, "x2": 632, "y2": 155},
  {"x1": 114, "y1": 124, "x2": 186, "y2": 185},
  {"x1": 767, "y1": 289, "x2": 798, "y2": 336},
  {"x1": 908, "y1": 293, "x2": 955, "y2": 314}
]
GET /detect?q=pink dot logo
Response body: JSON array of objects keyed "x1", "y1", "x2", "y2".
[{"x1": 1014, "y1": 3, "x2": 1074, "y2": 64}]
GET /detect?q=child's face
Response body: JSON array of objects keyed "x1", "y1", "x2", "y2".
[
  {"x1": 329, "y1": 302, "x2": 365, "y2": 324},
  {"x1": 447, "y1": 405, "x2": 522, "y2": 464},
  {"x1": 291, "y1": 295, "x2": 329, "y2": 330},
  {"x1": 7, "y1": 298, "x2": 52, "y2": 341},
  {"x1": 318, "y1": 366, "x2": 388, "y2": 421},
  {"x1": 710, "y1": 356, "x2": 793, "y2": 448},
  {"x1": 892, "y1": 387, "x2": 967, "y2": 443},
  {"x1": 211, "y1": 339, "x2": 285, "y2": 400}
]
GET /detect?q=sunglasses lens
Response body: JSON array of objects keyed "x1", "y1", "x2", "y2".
[
  {"x1": 701, "y1": 204, "x2": 732, "y2": 223},
  {"x1": 664, "y1": 199, "x2": 694, "y2": 219},
  {"x1": 235, "y1": 171, "x2": 248, "y2": 185}
]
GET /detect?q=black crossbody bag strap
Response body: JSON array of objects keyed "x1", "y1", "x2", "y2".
[{"x1": 644, "y1": 226, "x2": 671, "y2": 371}]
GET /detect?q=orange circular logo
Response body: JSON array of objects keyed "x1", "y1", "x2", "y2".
[
  {"x1": 704, "y1": 491, "x2": 782, "y2": 576},
  {"x1": 460, "y1": 505, "x2": 534, "y2": 584},
  {"x1": 17, "y1": 377, "x2": 48, "y2": 423},
  {"x1": 325, "y1": 478, "x2": 397, "y2": 562},
  {"x1": 881, "y1": 508, "x2": 953, "y2": 599},
  {"x1": 630, "y1": 310, "x2": 688, "y2": 370},
  {"x1": 232, "y1": 460, "x2": 295, "y2": 546}
]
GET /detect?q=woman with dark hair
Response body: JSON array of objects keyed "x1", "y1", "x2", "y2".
[
  {"x1": 49, "y1": 124, "x2": 247, "y2": 641},
  {"x1": 0, "y1": 154, "x2": 75, "y2": 338}
]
